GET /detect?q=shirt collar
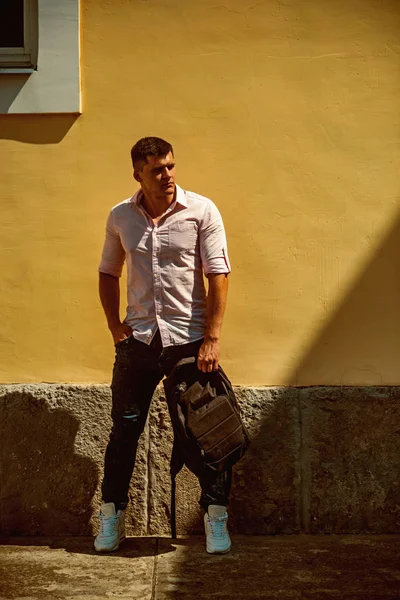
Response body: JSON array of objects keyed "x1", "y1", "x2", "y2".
[{"x1": 130, "y1": 184, "x2": 187, "y2": 209}]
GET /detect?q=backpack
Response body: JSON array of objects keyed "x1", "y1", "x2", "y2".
[{"x1": 163, "y1": 357, "x2": 250, "y2": 537}]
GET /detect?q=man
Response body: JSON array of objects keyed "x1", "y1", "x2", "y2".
[{"x1": 95, "y1": 136, "x2": 232, "y2": 554}]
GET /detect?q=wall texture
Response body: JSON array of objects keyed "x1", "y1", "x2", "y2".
[
  {"x1": 0, "y1": 1, "x2": 399, "y2": 537},
  {"x1": 1, "y1": 384, "x2": 399, "y2": 536},
  {"x1": 0, "y1": 0, "x2": 399, "y2": 385}
]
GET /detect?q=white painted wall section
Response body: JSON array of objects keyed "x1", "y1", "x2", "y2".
[{"x1": 0, "y1": 0, "x2": 80, "y2": 114}]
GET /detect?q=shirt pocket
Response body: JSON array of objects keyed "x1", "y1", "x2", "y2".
[{"x1": 168, "y1": 221, "x2": 198, "y2": 254}]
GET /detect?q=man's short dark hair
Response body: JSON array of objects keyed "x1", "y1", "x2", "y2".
[{"x1": 131, "y1": 137, "x2": 173, "y2": 170}]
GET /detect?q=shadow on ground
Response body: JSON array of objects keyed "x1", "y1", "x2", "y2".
[
  {"x1": 155, "y1": 536, "x2": 400, "y2": 600},
  {"x1": 0, "y1": 536, "x2": 176, "y2": 558},
  {"x1": 0, "y1": 535, "x2": 399, "y2": 599}
]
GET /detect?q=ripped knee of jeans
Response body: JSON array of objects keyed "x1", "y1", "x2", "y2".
[
  {"x1": 110, "y1": 405, "x2": 141, "y2": 426},
  {"x1": 110, "y1": 405, "x2": 144, "y2": 439},
  {"x1": 121, "y1": 405, "x2": 141, "y2": 422}
]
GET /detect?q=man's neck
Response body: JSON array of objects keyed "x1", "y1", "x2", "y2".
[{"x1": 140, "y1": 187, "x2": 176, "y2": 219}]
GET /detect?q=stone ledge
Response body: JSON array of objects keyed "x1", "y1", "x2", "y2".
[{"x1": 0, "y1": 384, "x2": 399, "y2": 535}]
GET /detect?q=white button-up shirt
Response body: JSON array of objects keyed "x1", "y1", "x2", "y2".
[{"x1": 99, "y1": 184, "x2": 231, "y2": 347}]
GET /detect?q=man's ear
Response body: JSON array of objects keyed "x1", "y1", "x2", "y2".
[{"x1": 134, "y1": 170, "x2": 142, "y2": 183}]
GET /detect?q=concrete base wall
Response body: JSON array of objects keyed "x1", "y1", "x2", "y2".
[{"x1": 1, "y1": 385, "x2": 399, "y2": 536}]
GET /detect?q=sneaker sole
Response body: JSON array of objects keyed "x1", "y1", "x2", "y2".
[
  {"x1": 94, "y1": 534, "x2": 126, "y2": 553},
  {"x1": 206, "y1": 544, "x2": 232, "y2": 555}
]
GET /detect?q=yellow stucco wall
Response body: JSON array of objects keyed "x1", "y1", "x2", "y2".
[{"x1": 0, "y1": 0, "x2": 399, "y2": 385}]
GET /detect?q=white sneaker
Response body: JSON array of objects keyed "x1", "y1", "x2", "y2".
[
  {"x1": 204, "y1": 504, "x2": 231, "y2": 554},
  {"x1": 94, "y1": 502, "x2": 126, "y2": 552}
]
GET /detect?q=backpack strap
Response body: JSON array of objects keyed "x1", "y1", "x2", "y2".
[
  {"x1": 165, "y1": 357, "x2": 198, "y2": 539},
  {"x1": 170, "y1": 474, "x2": 177, "y2": 540},
  {"x1": 169, "y1": 436, "x2": 185, "y2": 539},
  {"x1": 166, "y1": 356, "x2": 196, "y2": 379}
]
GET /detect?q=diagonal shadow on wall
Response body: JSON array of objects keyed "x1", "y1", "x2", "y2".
[
  {"x1": 228, "y1": 211, "x2": 400, "y2": 534},
  {"x1": 290, "y1": 213, "x2": 400, "y2": 387}
]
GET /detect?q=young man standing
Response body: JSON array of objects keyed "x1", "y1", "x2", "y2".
[{"x1": 95, "y1": 137, "x2": 232, "y2": 554}]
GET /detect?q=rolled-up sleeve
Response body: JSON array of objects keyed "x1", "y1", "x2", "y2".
[
  {"x1": 98, "y1": 211, "x2": 126, "y2": 277},
  {"x1": 199, "y1": 201, "x2": 231, "y2": 276}
]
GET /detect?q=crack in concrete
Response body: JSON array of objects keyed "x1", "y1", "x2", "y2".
[
  {"x1": 150, "y1": 537, "x2": 160, "y2": 600},
  {"x1": 143, "y1": 418, "x2": 151, "y2": 535},
  {"x1": 297, "y1": 390, "x2": 311, "y2": 533},
  {"x1": 0, "y1": 400, "x2": 5, "y2": 535},
  {"x1": 0, "y1": 439, "x2": 3, "y2": 534}
]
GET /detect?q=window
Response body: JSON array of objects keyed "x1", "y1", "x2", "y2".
[
  {"x1": 0, "y1": 0, "x2": 38, "y2": 70},
  {"x1": 0, "y1": 0, "x2": 80, "y2": 114}
]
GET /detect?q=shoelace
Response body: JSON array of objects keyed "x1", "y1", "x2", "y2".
[
  {"x1": 208, "y1": 515, "x2": 227, "y2": 538},
  {"x1": 99, "y1": 512, "x2": 119, "y2": 535}
]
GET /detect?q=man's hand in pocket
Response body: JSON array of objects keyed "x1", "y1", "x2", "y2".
[{"x1": 109, "y1": 322, "x2": 132, "y2": 345}]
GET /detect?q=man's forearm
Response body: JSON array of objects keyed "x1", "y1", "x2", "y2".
[
  {"x1": 205, "y1": 273, "x2": 229, "y2": 341},
  {"x1": 197, "y1": 273, "x2": 229, "y2": 372},
  {"x1": 99, "y1": 272, "x2": 121, "y2": 328}
]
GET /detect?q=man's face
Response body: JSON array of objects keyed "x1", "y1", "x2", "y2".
[{"x1": 135, "y1": 152, "x2": 176, "y2": 198}]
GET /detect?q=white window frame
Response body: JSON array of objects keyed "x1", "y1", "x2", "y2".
[{"x1": 0, "y1": 0, "x2": 38, "y2": 70}]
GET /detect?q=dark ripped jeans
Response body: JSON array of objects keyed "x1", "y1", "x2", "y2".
[{"x1": 101, "y1": 330, "x2": 230, "y2": 511}]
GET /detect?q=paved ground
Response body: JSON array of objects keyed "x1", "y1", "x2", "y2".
[{"x1": 0, "y1": 535, "x2": 399, "y2": 599}]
